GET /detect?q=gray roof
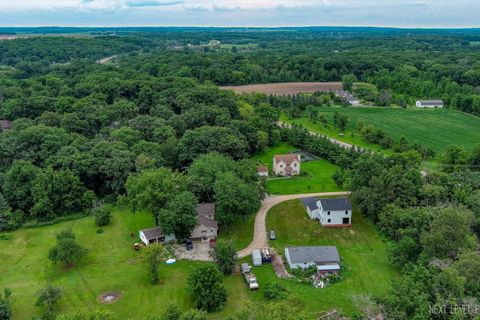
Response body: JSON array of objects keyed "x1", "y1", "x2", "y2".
[
  {"x1": 0, "y1": 120, "x2": 12, "y2": 131},
  {"x1": 197, "y1": 203, "x2": 215, "y2": 218},
  {"x1": 300, "y1": 197, "x2": 318, "y2": 211},
  {"x1": 418, "y1": 100, "x2": 444, "y2": 105},
  {"x1": 252, "y1": 249, "x2": 262, "y2": 259},
  {"x1": 198, "y1": 215, "x2": 218, "y2": 229},
  {"x1": 140, "y1": 226, "x2": 164, "y2": 240},
  {"x1": 319, "y1": 198, "x2": 352, "y2": 211},
  {"x1": 286, "y1": 246, "x2": 340, "y2": 264}
]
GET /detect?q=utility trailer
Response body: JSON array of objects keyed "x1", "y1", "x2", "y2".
[{"x1": 241, "y1": 263, "x2": 259, "y2": 290}]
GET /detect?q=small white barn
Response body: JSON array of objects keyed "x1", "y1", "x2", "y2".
[
  {"x1": 285, "y1": 246, "x2": 340, "y2": 274},
  {"x1": 273, "y1": 154, "x2": 301, "y2": 176},
  {"x1": 139, "y1": 226, "x2": 176, "y2": 246},
  {"x1": 416, "y1": 100, "x2": 444, "y2": 108},
  {"x1": 301, "y1": 197, "x2": 352, "y2": 227}
]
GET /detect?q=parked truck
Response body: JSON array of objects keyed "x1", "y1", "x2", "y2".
[{"x1": 241, "y1": 263, "x2": 259, "y2": 290}]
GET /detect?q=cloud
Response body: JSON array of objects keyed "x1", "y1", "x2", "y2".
[{"x1": 0, "y1": 0, "x2": 479, "y2": 27}]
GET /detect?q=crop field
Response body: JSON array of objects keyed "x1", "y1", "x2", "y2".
[
  {"x1": 265, "y1": 199, "x2": 398, "y2": 315},
  {"x1": 253, "y1": 143, "x2": 341, "y2": 194},
  {"x1": 282, "y1": 106, "x2": 480, "y2": 154},
  {"x1": 220, "y1": 82, "x2": 342, "y2": 95}
]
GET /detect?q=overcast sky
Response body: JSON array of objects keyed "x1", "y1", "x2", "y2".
[{"x1": 0, "y1": 0, "x2": 479, "y2": 28}]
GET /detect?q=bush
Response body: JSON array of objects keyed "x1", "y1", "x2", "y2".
[
  {"x1": 94, "y1": 206, "x2": 112, "y2": 227},
  {"x1": 96, "y1": 228, "x2": 104, "y2": 234},
  {"x1": 264, "y1": 282, "x2": 288, "y2": 301},
  {"x1": 0, "y1": 233, "x2": 12, "y2": 240}
]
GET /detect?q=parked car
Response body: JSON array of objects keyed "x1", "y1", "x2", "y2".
[
  {"x1": 269, "y1": 230, "x2": 276, "y2": 240},
  {"x1": 185, "y1": 238, "x2": 193, "y2": 250}
]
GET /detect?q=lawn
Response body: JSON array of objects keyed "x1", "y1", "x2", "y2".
[
  {"x1": 253, "y1": 142, "x2": 342, "y2": 195},
  {"x1": 263, "y1": 199, "x2": 398, "y2": 316},
  {"x1": 0, "y1": 209, "x2": 250, "y2": 319},
  {"x1": 281, "y1": 106, "x2": 480, "y2": 154},
  {"x1": 218, "y1": 214, "x2": 255, "y2": 250}
]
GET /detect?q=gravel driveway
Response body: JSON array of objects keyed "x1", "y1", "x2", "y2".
[{"x1": 236, "y1": 191, "x2": 350, "y2": 258}]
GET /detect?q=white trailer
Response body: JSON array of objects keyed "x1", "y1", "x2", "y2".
[{"x1": 252, "y1": 249, "x2": 262, "y2": 266}]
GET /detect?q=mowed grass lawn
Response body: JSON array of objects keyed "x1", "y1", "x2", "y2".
[
  {"x1": 0, "y1": 210, "x2": 250, "y2": 319},
  {"x1": 253, "y1": 143, "x2": 341, "y2": 195},
  {"x1": 281, "y1": 107, "x2": 480, "y2": 154},
  {"x1": 264, "y1": 199, "x2": 398, "y2": 315}
]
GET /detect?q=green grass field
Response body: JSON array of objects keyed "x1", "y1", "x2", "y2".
[
  {"x1": 253, "y1": 143, "x2": 341, "y2": 194},
  {"x1": 0, "y1": 209, "x2": 249, "y2": 319},
  {"x1": 264, "y1": 199, "x2": 398, "y2": 315},
  {"x1": 281, "y1": 106, "x2": 480, "y2": 154}
]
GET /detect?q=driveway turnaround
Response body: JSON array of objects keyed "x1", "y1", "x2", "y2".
[{"x1": 236, "y1": 191, "x2": 351, "y2": 258}]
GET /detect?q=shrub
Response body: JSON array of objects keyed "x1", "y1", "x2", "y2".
[
  {"x1": 264, "y1": 282, "x2": 288, "y2": 301},
  {"x1": 94, "y1": 205, "x2": 112, "y2": 227},
  {"x1": 0, "y1": 233, "x2": 12, "y2": 240},
  {"x1": 211, "y1": 239, "x2": 237, "y2": 275}
]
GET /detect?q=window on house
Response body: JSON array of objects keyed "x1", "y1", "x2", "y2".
[
  {"x1": 294, "y1": 163, "x2": 297, "y2": 167},
  {"x1": 327, "y1": 211, "x2": 330, "y2": 215},
  {"x1": 345, "y1": 210, "x2": 348, "y2": 215},
  {"x1": 327, "y1": 219, "x2": 331, "y2": 223}
]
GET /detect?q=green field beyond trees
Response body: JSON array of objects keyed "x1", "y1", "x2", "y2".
[
  {"x1": 282, "y1": 107, "x2": 480, "y2": 154},
  {"x1": 253, "y1": 143, "x2": 341, "y2": 194},
  {"x1": 265, "y1": 199, "x2": 398, "y2": 314}
]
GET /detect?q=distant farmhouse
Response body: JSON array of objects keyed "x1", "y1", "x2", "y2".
[
  {"x1": 416, "y1": 100, "x2": 444, "y2": 108},
  {"x1": 285, "y1": 246, "x2": 341, "y2": 274},
  {"x1": 257, "y1": 165, "x2": 268, "y2": 177},
  {"x1": 301, "y1": 197, "x2": 352, "y2": 227},
  {"x1": 139, "y1": 203, "x2": 218, "y2": 245},
  {"x1": 0, "y1": 120, "x2": 12, "y2": 132},
  {"x1": 273, "y1": 154, "x2": 301, "y2": 176},
  {"x1": 335, "y1": 90, "x2": 361, "y2": 106}
]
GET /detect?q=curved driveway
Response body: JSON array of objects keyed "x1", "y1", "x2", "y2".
[{"x1": 237, "y1": 191, "x2": 351, "y2": 258}]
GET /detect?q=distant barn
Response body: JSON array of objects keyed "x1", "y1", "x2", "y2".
[{"x1": 416, "y1": 100, "x2": 444, "y2": 108}]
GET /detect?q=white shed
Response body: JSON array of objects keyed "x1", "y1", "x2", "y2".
[{"x1": 252, "y1": 249, "x2": 262, "y2": 266}]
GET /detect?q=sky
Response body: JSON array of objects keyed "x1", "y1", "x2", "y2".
[{"x1": 0, "y1": 0, "x2": 479, "y2": 28}]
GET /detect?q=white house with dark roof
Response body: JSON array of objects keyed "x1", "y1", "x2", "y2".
[
  {"x1": 301, "y1": 197, "x2": 352, "y2": 227},
  {"x1": 285, "y1": 246, "x2": 341, "y2": 274},
  {"x1": 191, "y1": 203, "x2": 218, "y2": 240},
  {"x1": 416, "y1": 100, "x2": 444, "y2": 108},
  {"x1": 273, "y1": 154, "x2": 301, "y2": 176}
]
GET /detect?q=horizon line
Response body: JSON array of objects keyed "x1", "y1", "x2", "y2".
[{"x1": 1, "y1": 25, "x2": 480, "y2": 30}]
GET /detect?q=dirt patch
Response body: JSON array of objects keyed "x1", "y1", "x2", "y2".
[
  {"x1": 271, "y1": 249, "x2": 291, "y2": 279},
  {"x1": 98, "y1": 292, "x2": 122, "y2": 304},
  {"x1": 220, "y1": 82, "x2": 342, "y2": 95}
]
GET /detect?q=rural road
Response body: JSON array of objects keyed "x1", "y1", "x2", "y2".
[
  {"x1": 277, "y1": 121, "x2": 361, "y2": 151},
  {"x1": 236, "y1": 191, "x2": 351, "y2": 258}
]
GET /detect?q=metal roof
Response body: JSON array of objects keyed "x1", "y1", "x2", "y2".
[
  {"x1": 286, "y1": 246, "x2": 340, "y2": 264},
  {"x1": 417, "y1": 100, "x2": 444, "y2": 105}
]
